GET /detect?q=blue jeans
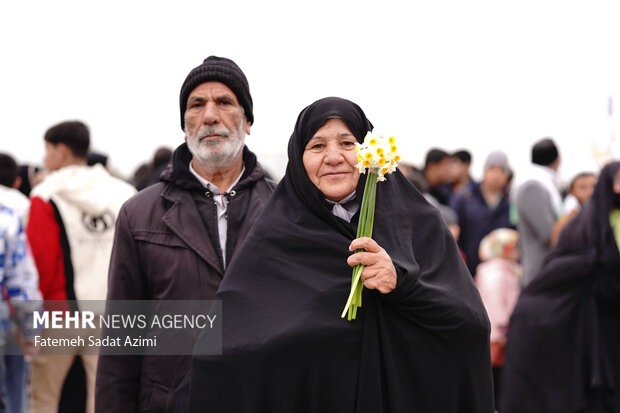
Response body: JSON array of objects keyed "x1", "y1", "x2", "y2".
[
  {"x1": 3, "y1": 354, "x2": 28, "y2": 413},
  {"x1": 0, "y1": 330, "x2": 29, "y2": 413}
]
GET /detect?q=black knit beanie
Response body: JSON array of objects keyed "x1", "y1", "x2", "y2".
[
  {"x1": 179, "y1": 56, "x2": 253, "y2": 130},
  {"x1": 531, "y1": 138, "x2": 559, "y2": 166}
]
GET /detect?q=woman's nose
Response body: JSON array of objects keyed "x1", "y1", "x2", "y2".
[{"x1": 324, "y1": 143, "x2": 344, "y2": 164}]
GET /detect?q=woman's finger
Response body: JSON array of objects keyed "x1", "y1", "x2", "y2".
[
  {"x1": 349, "y1": 237, "x2": 383, "y2": 253},
  {"x1": 359, "y1": 267, "x2": 375, "y2": 282},
  {"x1": 347, "y1": 251, "x2": 377, "y2": 268}
]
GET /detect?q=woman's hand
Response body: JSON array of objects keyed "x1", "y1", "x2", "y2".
[{"x1": 347, "y1": 237, "x2": 397, "y2": 294}]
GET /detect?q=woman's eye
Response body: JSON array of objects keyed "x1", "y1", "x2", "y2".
[{"x1": 310, "y1": 144, "x2": 325, "y2": 150}]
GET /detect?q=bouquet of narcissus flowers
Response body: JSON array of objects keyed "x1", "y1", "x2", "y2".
[{"x1": 342, "y1": 130, "x2": 400, "y2": 320}]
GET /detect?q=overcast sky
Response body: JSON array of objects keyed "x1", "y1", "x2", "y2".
[{"x1": 2, "y1": 0, "x2": 619, "y2": 186}]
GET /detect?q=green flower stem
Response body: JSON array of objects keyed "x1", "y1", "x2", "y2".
[{"x1": 341, "y1": 170, "x2": 378, "y2": 320}]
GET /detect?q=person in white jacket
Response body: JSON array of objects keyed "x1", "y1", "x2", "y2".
[{"x1": 26, "y1": 121, "x2": 135, "y2": 413}]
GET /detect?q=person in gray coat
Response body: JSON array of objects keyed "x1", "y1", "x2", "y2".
[
  {"x1": 95, "y1": 56, "x2": 275, "y2": 413},
  {"x1": 511, "y1": 138, "x2": 562, "y2": 286}
]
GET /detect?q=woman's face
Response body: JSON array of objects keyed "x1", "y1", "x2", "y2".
[{"x1": 302, "y1": 118, "x2": 360, "y2": 202}]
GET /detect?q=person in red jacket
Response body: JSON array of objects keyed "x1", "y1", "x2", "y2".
[{"x1": 26, "y1": 120, "x2": 135, "y2": 413}]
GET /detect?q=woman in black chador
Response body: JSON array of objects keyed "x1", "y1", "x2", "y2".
[
  {"x1": 189, "y1": 97, "x2": 494, "y2": 412},
  {"x1": 501, "y1": 161, "x2": 620, "y2": 412}
]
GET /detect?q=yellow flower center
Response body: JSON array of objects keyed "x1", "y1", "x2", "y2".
[
  {"x1": 378, "y1": 158, "x2": 386, "y2": 166},
  {"x1": 390, "y1": 145, "x2": 398, "y2": 153},
  {"x1": 389, "y1": 136, "x2": 396, "y2": 145},
  {"x1": 376, "y1": 147, "x2": 384, "y2": 156},
  {"x1": 363, "y1": 160, "x2": 371, "y2": 167},
  {"x1": 365, "y1": 152, "x2": 373, "y2": 160},
  {"x1": 369, "y1": 138, "x2": 377, "y2": 146}
]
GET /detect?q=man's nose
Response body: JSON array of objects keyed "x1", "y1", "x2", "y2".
[{"x1": 202, "y1": 102, "x2": 219, "y2": 125}]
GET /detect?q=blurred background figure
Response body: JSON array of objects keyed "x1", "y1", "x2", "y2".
[
  {"x1": 16, "y1": 164, "x2": 43, "y2": 198},
  {"x1": 26, "y1": 120, "x2": 135, "y2": 413},
  {"x1": 562, "y1": 171, "x2": 598, "y2": 216},
  {"x1": 130, "y1": 162, "x2": 151, "y2": 190},
  {"x1": 0, "y1": 155, "x2": 30, "y2": 221},
  {"x1": 551, "y1": 171, "x2": 599, "y2": 246},
  {"x1": 400, "y1": 162, "x2": 463, "y2": 253},
  {"x1": 86, "y1": 152, "x2": 108, "y2": 168},
  {"x1": 423, "y1": 148, "x2": 455, "y2": 206},
  {"x1": 501, "y1": 161, "x2": 620, "y2": 413},
  {"x1": 450, "y1": 150, "x2": 514, "y2": 275},
  {"x1": 132, "y1": 146, "x2": 173, "y2": 190},
  {"x1": 474, "y1": 228, "x2": 521, "y2": 411},
  {"x1": 87, "y1": 151, "x2": 128, "y2": 182},
  {"x1": 450, "y1": 149, "x2": 474, "y2": 195},
  {"x1": 511, "y1": 137, "x2": 562, "y2": 286},
  {"x1": 0, "y1": 152, "x2": 42, "y2": 413}
]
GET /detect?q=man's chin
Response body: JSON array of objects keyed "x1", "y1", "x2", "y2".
[{"x1": 194, "y1": 152, "x2": 240, "y2": 169}]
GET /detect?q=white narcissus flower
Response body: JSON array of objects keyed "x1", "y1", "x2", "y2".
[
  {"x1": 355, "y1": 130, "x2": 400, "y2": 181},
  {"x1": 345, "y1": 129, "x2": 401, "y2": 320}
]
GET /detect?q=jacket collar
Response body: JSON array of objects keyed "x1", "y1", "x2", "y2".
[
  {"x1": 157, "y1": 143, "x2": 266, "y2": 275},
  {"x1": 160, "y1": 143, "x2": 265, "y2": 193}
]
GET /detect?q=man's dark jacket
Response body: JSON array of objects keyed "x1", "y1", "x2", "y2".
[
  {"x1": 95, "y1": 143, "x2": 275, "y2": 413},
  {"x1": 449, "y1": 183, "x2": 512, "y2": 275}
]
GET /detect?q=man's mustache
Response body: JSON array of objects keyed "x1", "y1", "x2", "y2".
[{"x1": 197, "y1": 126, "x2": 230, "y2": 140}]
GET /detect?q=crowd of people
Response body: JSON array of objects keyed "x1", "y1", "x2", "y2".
[{"x1": 0, "y1": 55, "x2": 618, "y2": 413}]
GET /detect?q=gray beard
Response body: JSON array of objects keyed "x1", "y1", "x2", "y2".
[{"x1": 186, "y1": 125, "x2": 245, "y2": 169}]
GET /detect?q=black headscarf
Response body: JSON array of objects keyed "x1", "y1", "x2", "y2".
[
  {"x1": 285, "y1": 97, "x2": 372, "y2": 237},
  {"x1": 501, "y1": 162, "x2": 620, "y2": 412},
  {"x1": 189, "y1": 97, "x2": 493, "y2": 413}
]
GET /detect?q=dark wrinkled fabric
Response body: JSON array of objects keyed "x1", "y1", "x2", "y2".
[
  {"x1": 501, "y1": 162, "x2": 620, "y2": 413},
  {"x1": 189, "y1": 97, "x2": 494, "y2": 413},
  {"x1": 95, "y1": 143, "x2": 275, "y2": 413}
]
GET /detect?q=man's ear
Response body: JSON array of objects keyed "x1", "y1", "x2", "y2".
[
  {"x1": 11, "y1": 176, "x2": 22, "y2": 190},
  {"x1": 245, "y1": 118, "x2": 251, "y2": 136},
  {"x1": 57, "y1": 143, "x2": 71, "y2": 161}
]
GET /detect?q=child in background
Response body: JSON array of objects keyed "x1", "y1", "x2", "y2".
[
  {"x1": 551, "y1": 172, "x2": 598, "y2": 246},
  {"x1": 562, "y1": 172, "x2": 597, "y2": 216},
  {"x1": 474, "y1": 228, "x2": 521, "y2": 409}
]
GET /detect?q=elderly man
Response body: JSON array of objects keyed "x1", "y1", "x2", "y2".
[{"x1": 95, "y1": 56, "x2": 275, "y2": 412}]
